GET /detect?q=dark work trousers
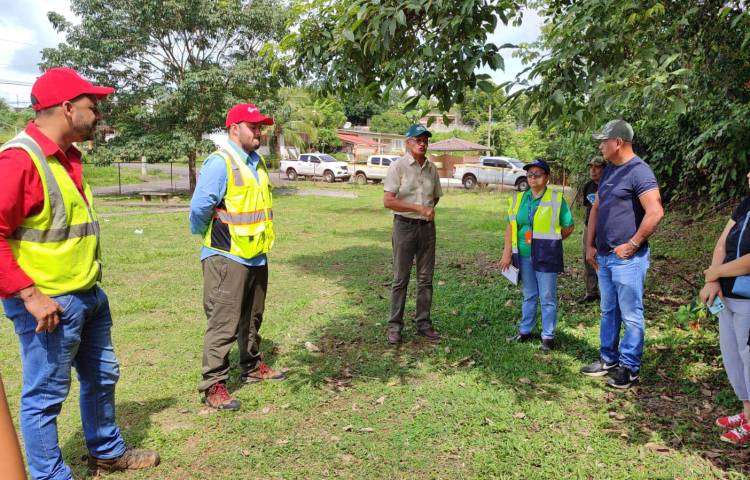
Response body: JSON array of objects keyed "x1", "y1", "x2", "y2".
[
  {"x1": 388, "y1": 216, "x2": 436, "y2": 332},
  {"x1": 582, "y1": 224, "x2": 599, "y2": 297},
  {"x1": 198, "y1": 255, "x2": 268, "y2": 392}
]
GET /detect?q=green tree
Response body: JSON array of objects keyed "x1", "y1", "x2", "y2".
[
  {"x1": 369, "y1": 109, "x2": 412, "y2": 134},
  {"x1": 42, "y1": 0, "x2": 289, "y2": 191},
  {"x1": 285, "y1": 0, "x2": 524, "y2": 111},
  {"x1": 514, "y1": 1, "x2": 750, "y2": 202}
]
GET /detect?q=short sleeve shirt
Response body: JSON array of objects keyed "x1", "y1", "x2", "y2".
[
  {"x1": 721, "y1": 197, "x2": 750, "y2": 299},
  {"x1": 595, "y1": 156, "x2": 659, "y2": 255},
  {"x1": 510, "y1": 189, "x2": 574, "y2": 257},
  {"x1": 384, "y1": 153, "x2": 443, "y2": 220}
]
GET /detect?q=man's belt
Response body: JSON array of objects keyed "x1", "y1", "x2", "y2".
[{"x1": 395, "y1": 215, "x2": 432, "y2": 225}]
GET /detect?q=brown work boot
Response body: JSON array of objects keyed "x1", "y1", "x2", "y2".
[
  {"x1": 241, "y1": 361, "x2": 286, "y2": 384},
  {"x1": 204, "y1": 382, "x2": 241, "y2": 410},
  {"x1": 415, "y1": 326, "x2": 441, "y2": 342},
  {"x1": 386, "y1": 329, "x2": 402, "y2": 344},
  {"x1": 88, "y1": 447, "x2": 160, "y2": 476}
]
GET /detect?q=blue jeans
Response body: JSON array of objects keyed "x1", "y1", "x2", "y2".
[
  {"x1": 2, "y1": 286, "x2": 126, "y2": 480},
  {"x1": 596, "y1": 248, "x2": 650, "y2": 372},
  {"x1": 519, "y1": 255, "x2": 559, "y2": 339}
]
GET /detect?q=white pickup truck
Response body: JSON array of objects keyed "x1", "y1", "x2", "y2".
[
  {"x1": 280, "y1": 153, "x2": 351, "y2": 183},
  {"x1": 453, "y1": 156, "x2": 529, "y2": 190},
  {"x1": 350, "y1": 155, "x2": 401, "y2": 184}
]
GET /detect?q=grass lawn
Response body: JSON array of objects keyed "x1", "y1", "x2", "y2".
[
  {"x1": 0, "y1": 183, "x2": 745, "y2": 479},
  {"x1": 83, "y1": 163, "x2": 172, "y2": 187}
]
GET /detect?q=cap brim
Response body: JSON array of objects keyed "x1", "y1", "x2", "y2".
[
  {"x1": 591, "y1": 133, "x2": 608, "y2": 140},
  {"x1": 87, "y1": 85, "x2": 115, "y2": 99}
]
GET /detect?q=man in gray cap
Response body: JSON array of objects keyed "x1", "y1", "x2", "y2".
[
  {"x1": 580, "y1": 120, "x2": 664, "y2": 389},
  {"x1": 578, "y1": 156, "x2": 606, "y2": 303},
  {"x1": 383, "y1": 124, "x2": 443, "y2": 344}
]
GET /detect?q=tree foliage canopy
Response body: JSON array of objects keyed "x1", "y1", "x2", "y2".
[
  {"x1": 284, "y1": 0, "x2": 524, "y2": 111},
  {"x1": 42, "y1": 0, "x2": 289, "y2": 189}
]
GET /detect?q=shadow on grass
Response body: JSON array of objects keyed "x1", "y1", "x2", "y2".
[
  {"x1": 64, "y1": 396, "x2": 176, "y2": 477},
  {"x1": 280, "y1": 235, "x2": 600, "y2": 405}
]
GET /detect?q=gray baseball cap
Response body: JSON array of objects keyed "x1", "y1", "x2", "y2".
[{"x1": 592, "y1": 119, "x2": 634, "y2": 142}]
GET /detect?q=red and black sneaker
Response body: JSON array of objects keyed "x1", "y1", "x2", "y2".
[
  {"x1": 721, "y1": 422, "x2": 750, "y2": 447},
  {"x1": 716, "y1": 412, "x2": 746, "y2": 429},
  {"x1": 241, "y1": 361, "x2": 286, "y2": 384},
  {"x1": 203, "y1": 383, "x2": 240, "y2": 410}
]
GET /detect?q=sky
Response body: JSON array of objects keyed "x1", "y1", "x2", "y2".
[{"x1": 0, "y1": 1, "x2": 543, "y2": 108}]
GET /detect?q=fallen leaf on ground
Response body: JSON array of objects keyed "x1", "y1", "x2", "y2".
[
  {"x1": 374, "y1": 396, "x2": 386, "y2": 405},
  {"x1": 645, "y1": 442, "x2": 672, "y2": 454},
  {"x1": 483, "y1": 417, "x2": 494, "y2": 426},
  {"x1": 451, "y1": 309, "x2": 459, "y2": 315},
  {"x1": 504, "y1": 300, "x2": 513, "y2": 307},
  {"x1": 304, "y1": 341, "x2": 320, "y2": 352},
  {"x1": 241, "y1": 449, "x2": 250, "y2": 457},
  {"x1": 276, "y1": 439, "x2": 289, "y2": 445},
  {"x1": 700, "y1": 388, "x2": 712, "y2": 397},
  {"x1": 450, "y1": 356, "x2": 473, "y2": 368},
  {"x1": 329, "y1": 435, "x2": 340, "y2": 442},
  {"x1": 512, "y1": 412, "x2": 526, "y2": 419},
  {"x1": 342, "y1": 425, "x2": 353, "y2": 431},
  {"x1": 518, "y1": 377, "x2": 532, "y2": 385},
  {"x1": 490, "y1": 380, "x2": 499, "y2": 385},
  {"x1": 386, "y1": 379, "x2": 399, "y2": 387},
  {"x1": 704, "y1": 451, "x2": 722, "y2": 459},
  {"x1": 360, "y1": 427, "x2": 374, "y2": 433},
  {"x1": 281, "y1": 404, "x2": 290, "y2": 410},
  {"x1": 438, "y1": 280, "x2": 445, "y2": 286},
  {"x1": 178, "y1": 408, "x2": 189, "y2": 414},
  {"x1": 341, "y1": 454, "x2": 355, "y2": 464},
  {"x1": 261, "y1": 407, "x2": 271, "y2": 414}
]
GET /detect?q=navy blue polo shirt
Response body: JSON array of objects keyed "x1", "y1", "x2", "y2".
[{"x1": 595, "y1": 156, "x2": 659, "y2": 255}]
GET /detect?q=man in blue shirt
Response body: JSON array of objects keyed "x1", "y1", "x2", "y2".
[
  {"x1": 190, "y1": 103, "x2": 285, "y2": 411},
  {"x1": 580, "y1": 120, "x2": 664, "y2": 389}
]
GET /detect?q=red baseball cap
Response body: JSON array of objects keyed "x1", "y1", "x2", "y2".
[
  {"x1": 225, "y1": 103, "x2": 274, "y2": 127},
  {"x1": 30, "y1": 67, "x2": 114, "y2": 111}
]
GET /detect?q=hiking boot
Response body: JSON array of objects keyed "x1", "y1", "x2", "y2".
[
  {"x1": 717, "y1": 413, "x2": 747, "y2": 429},
  {"x1": 386, "y1": 329, "x2": 402, "y2": 344},
  {"x1": 508, "y1": 332, "x2": 534, "y2": 343},
  {"x1": 88, "y1": 447, "x2": 160, "y2": 476},
  {"x1": 721, "y1": 423, "x2": 750, "y2": 446},
  {"x1": 606, "y1": 366, "x2": 639, "y2": 389},
  {"x1": 203, "y1": 382, "x2": 240, "y2": 410},
  {"x1": 580, "y1": 359, "x2": 618, "y2": 377},
  {"x1": 577, "y1": 294, "x2": 600, "y2": 304},
  {"x1": 415, "y1": 326, "x2": 441, "y2": 342},
  {"x1": 241, "y1": 362, "x2": 286, "y2": 383},
  {"x1": 540, "y1": 338, "x2": 555, "y2": 351}
]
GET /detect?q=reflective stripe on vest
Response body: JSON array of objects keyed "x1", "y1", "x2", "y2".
[
  {"x1": 3, "y1": 135, "x2": 68, "y2": 230},
  {"x1": 213, "y1": 208, "x2": 272, "y2": 225},
  {"x1": 10, "y1": 222, "x2": 100, "y2": 242}
]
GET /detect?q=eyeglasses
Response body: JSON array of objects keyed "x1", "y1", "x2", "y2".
[
  {"x1": 527, "y1": 172, "x2": 547, "y2": 178},
  {"x1": 409, "y1": 137, "x2": 429, "y2": 145}
]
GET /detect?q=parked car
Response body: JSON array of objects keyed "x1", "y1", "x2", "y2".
[
  {"x1": 453, "y1": 156, "x2": 529, "y2": 191},
  {"x1": 350, "y1": 155, "x2": 401, "y2": 184},
  {"x1": 280, "y1": 153, "x2": 351, "y2": 183}
]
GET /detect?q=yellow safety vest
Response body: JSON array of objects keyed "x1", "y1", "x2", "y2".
[
  {"x1": 1, "y1": 132, "x2": 100, "y2": 296},
  {"x1": 202, "y1": 147, "x2": 274, "y2": 258},
  {"x1": 507, "y1": 188, "x2": 565, "y2": 272}
]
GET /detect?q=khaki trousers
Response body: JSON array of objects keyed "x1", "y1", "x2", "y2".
[{"x1": 198, "y1": 255, "x2": 267, "y2": 392}]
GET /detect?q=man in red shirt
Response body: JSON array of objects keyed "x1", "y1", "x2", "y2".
[{"x1": 0, "y1": 68, "x2": 159, "y2": 479}]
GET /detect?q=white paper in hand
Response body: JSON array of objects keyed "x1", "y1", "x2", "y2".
[{"x1": 502, "y1": 265, "x2": 519, "y2": 285}]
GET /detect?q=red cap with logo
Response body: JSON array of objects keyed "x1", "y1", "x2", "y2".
[
  {"x1": 225, "y1": 103, "x2": 274, "y2": 127},
  {"x1": 30, "y1": 67, "x2": 115, "y2": 111}
]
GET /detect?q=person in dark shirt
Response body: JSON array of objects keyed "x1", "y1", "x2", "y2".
[
  {"x1": 580, "y1": 119, "x2": 664, "y2": 389},
  {"x1": 578, "y1": 156, "x2": 605, "y2": 303},
  {"x1": 700, "y1": 173, "x2": 750, "y2": 446}
]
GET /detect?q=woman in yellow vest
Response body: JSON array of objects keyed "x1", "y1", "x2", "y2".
[{"x1": 500, "y1": 160, "x2": 575, "y2": 350}]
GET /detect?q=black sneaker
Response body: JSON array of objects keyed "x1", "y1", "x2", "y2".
[
  {"x1": 540, "y1": 338, "x2": 555, "y2": 351},
  {"x1": 508, "y1": 332, "x2": 534, "y2": 343},
  {"x1": 607, "y1": 366, "x2": 639, "y2": 389},
  {"x1": 580, "y1": 359, "x2": 617, "y2": 377}
]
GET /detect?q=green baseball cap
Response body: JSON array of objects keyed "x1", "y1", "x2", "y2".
[
  {"x1": 404, "y1": 124, "x2": 432, "y2": 138},
  {"x1": 588, "y1": 156, "x2": 605, "y2": 167},
  {"x1": 592, "y1": 119, "x2": 634, "y2": 142}
]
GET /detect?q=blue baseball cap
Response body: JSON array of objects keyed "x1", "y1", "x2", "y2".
[
  {"x1": 523, "y1": 159, "x2": 550, "y2": 175},
  {"x1": 404, "y1": 124, "x2": 432, "y2": 138}
]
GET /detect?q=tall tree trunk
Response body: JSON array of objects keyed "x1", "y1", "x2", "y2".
[{"x1": 188, "y1": 150, "x2": 197, "y2": 193}]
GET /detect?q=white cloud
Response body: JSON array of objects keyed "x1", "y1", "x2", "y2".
[{"x1": 0, "y1": 0, "x2": 74, "y2": 106}]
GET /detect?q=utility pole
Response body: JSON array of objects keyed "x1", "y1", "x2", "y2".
[{"x1": 487, "y1": 104, "x2": 492, "y2": 150}]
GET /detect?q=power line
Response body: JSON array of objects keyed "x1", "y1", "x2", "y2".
[
  {"x1": 0, "y1": 37, "x2": 41, "y2": 47},
  {"x1": 0, "y1": 79, "x2": 34, "y2": 86}
]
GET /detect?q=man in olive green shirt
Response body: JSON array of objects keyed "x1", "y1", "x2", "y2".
[{"x1": 383, "y1": 124, "x2": 443, "y2": 344}]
